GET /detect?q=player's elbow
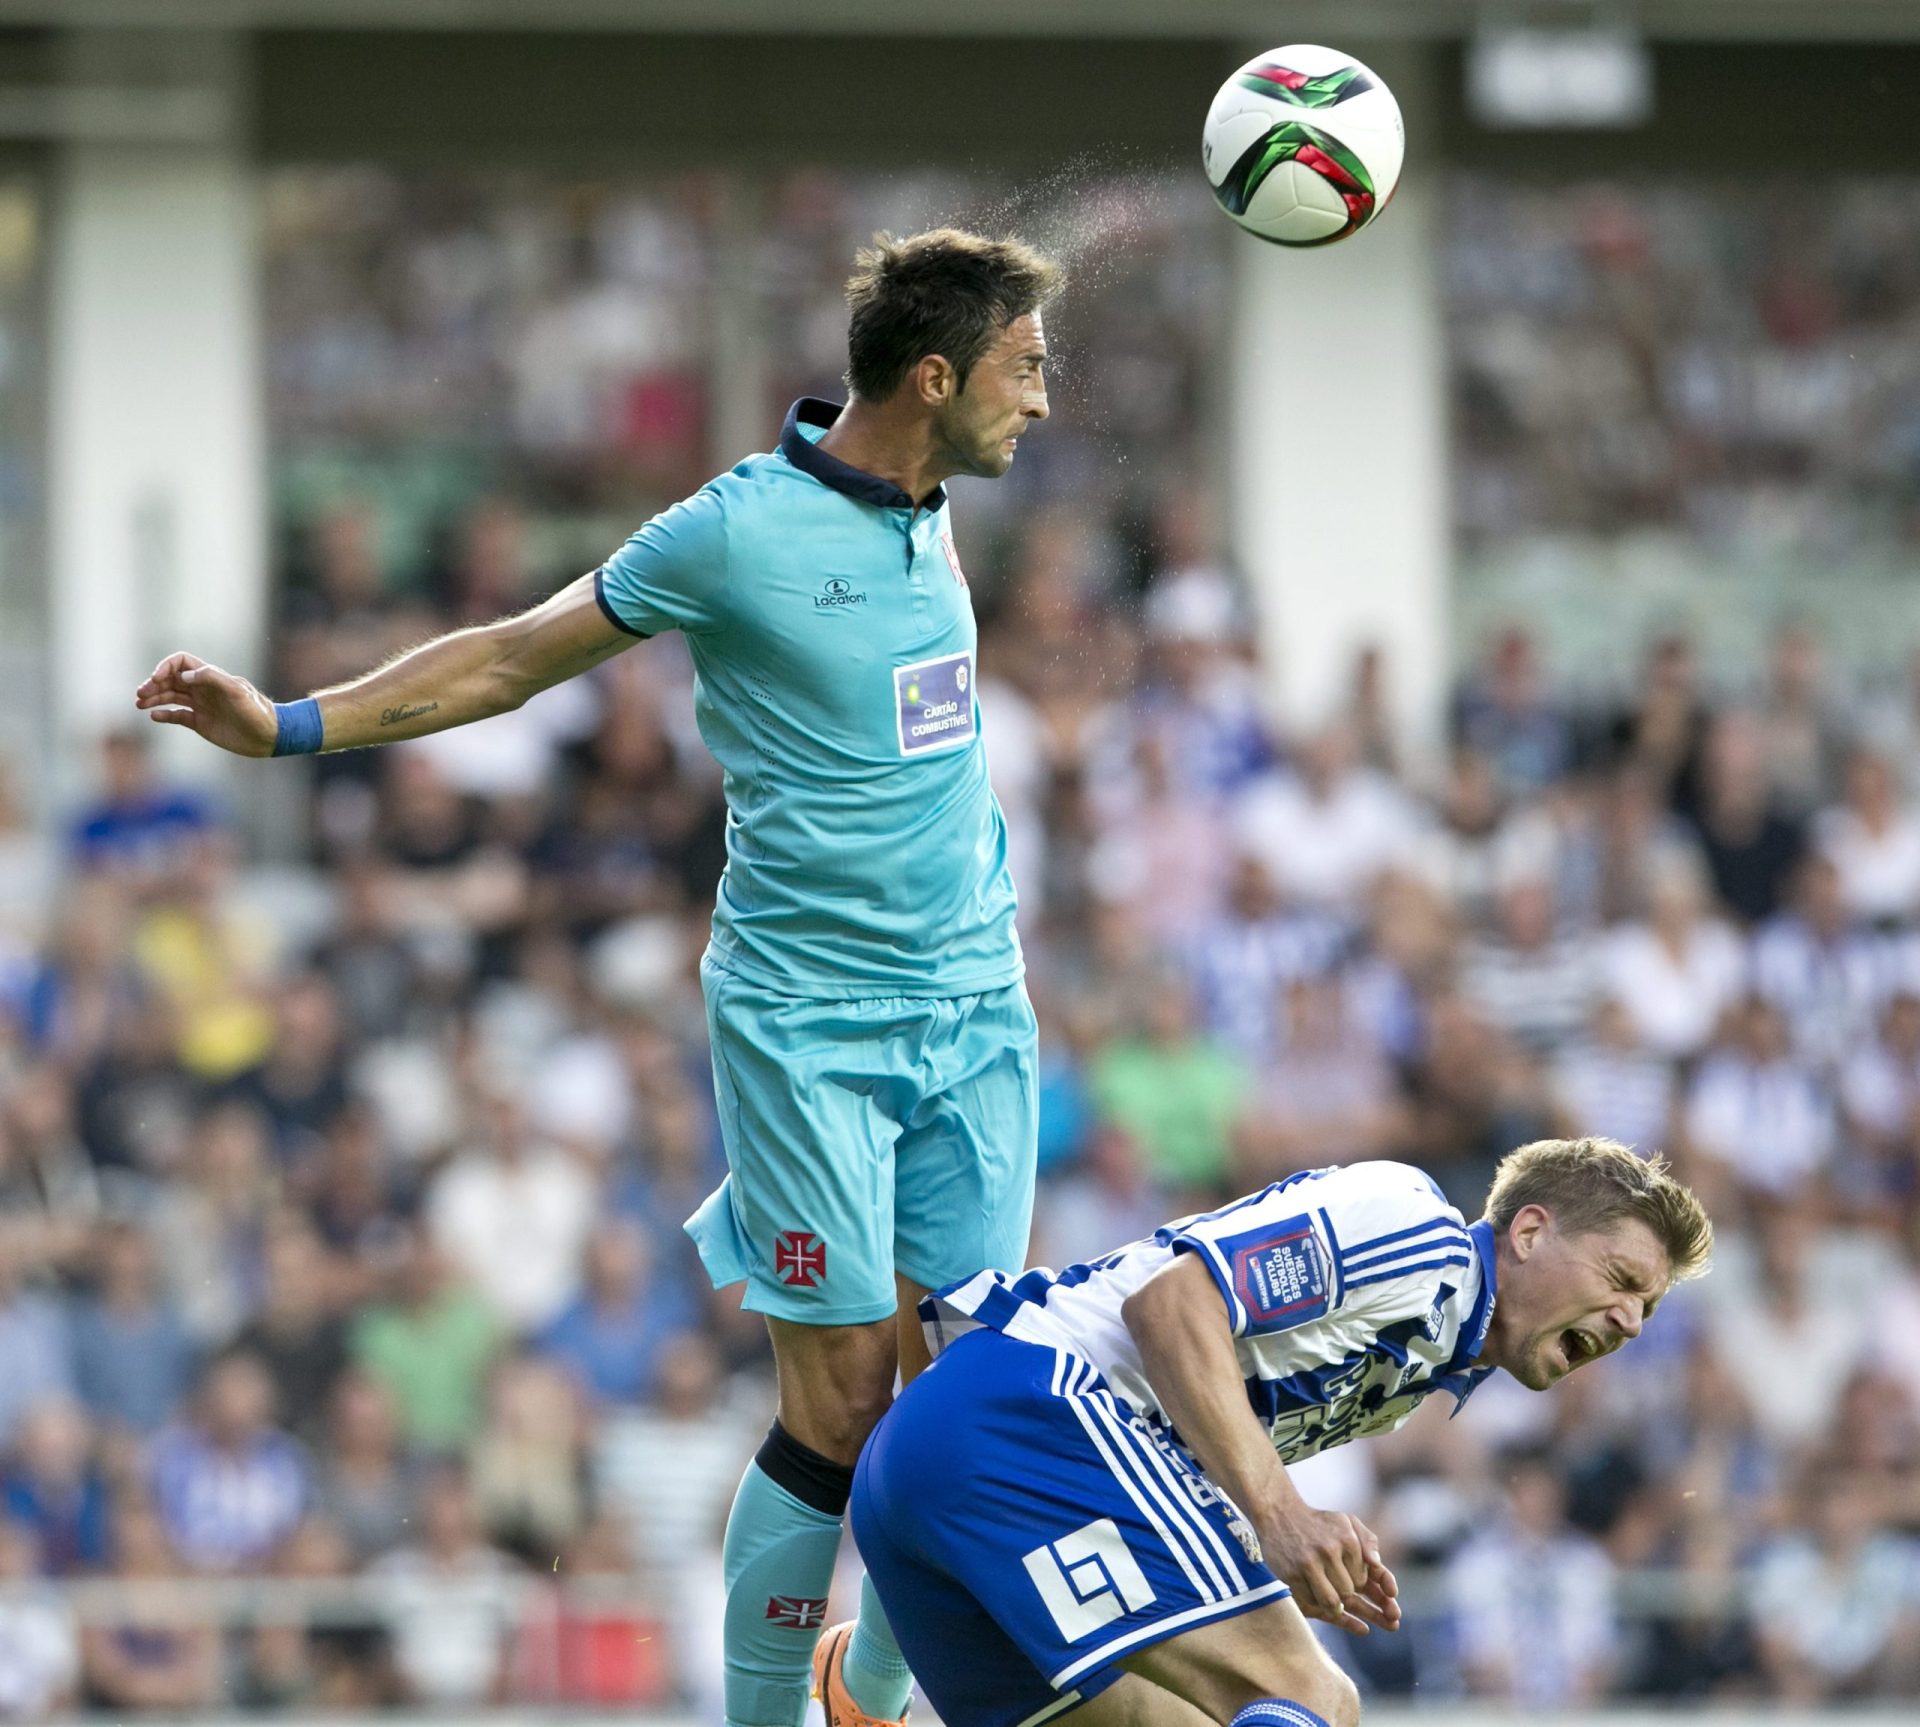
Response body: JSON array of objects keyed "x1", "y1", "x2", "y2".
[
  {"x1": 1120, "y1": 1263, "x2": 1186, "y2": 1346},
  {"x1": 487, "y1": 618, "x2": 550, "y2": 710}
]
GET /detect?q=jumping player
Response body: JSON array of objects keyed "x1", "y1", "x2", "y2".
[
  {"x1": 851, "y1": 1139, "x2": 1713, "y2": 1727},
  {"x1": 133, "y1": 228, "x2": 1061, "y2": 1727}
]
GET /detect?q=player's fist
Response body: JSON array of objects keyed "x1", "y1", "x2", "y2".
[
  {"x1": 133, "y1": 653, "x2": 280, "y2": 758},
  {"x1": 1261, "y1": 1505, "x2": 1398, "y2": 1636}
]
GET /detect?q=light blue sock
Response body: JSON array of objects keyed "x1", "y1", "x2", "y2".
[
  {"x1": 842, "y1": 1571, "x2": 915, "y2": 1719},
  {"x1": 722, "y1": 1459, "x2": 846, "y2": 1727},
  {"x1": 1231, "y1": 1701, "x2": 1333, "y2": 1727}
]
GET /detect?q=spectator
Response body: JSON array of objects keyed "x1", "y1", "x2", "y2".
[
  {"x1": 69, "y1": 1220, "x2": 196, "y2": 1438},
  {"x1": 1233, "y1": 722, "x2": 1421, "y2": 917},
  {"x1": 221, "y1": 971, "x2": 352, "y2": 1166},
  {"x1": 64, "y1": 729, "x2": 216, "y2": 887},
  {"x1": 1239, "y1": 974, "x2": 1407, "y2": 1178},
  {"x1": 312, "y1": 1370, "x2": 420, "y2": 1566},
  {"x1": 0, "y1": 757, "x2": 54, "y2": 950},
  {"x1": 351, "y1": 1223, "x2": 500, "y2": 1453},
  {"x1": 594, "y1": 1333, "x2": 767, "y2": 1718},
  {"x1": 1703, "y1": 1208, "x2": 1865, "y2": 1456},
  {"x1": 1085, "y1": 731, "x2": 1233, "y2": 949},
  {"x1": 1814, "y1": 745, "x2": 1920, "y2": 929},
  {"x1": 127, "y1": 833, "x2": 280, "y2": 1082},
  {"x1": 370, "y1": 1463, "x2": 520, "y2": 1706},
  {"x1": 470, "y1": 1353, "x2": 589, "y2": 1564},
  {"x1": 1451, "y1": 626, "x2": 1574, "y2": 797},
  {"x1": 1834, "y1": 988, "x2": 1920, "y2": 1218},
  {"x1": 1601, "y1": 855, "x2": 1745, "y2": 1061},
  {"x1": 1683, "y1": 996, "x2": 1836, "y2": 1211},
  {"x1": 1750, "y1": 852, "x2": 1901, "y2": 1079},
  {"x1": 1548, "y1": 998, "x2": 1675, "y2": 1155},
  {"x1": 1126, "y1": 565, "x2": 1271, "y2": 800},
  {"x1": 149, "y1": 1100, "x2": 279, "y2": 1346},
  {"x1": 1088, "y1": 970, "x2": 1252, "y2": 1196},
  {"x1": 1460, "y1": 875, "x2": 1600, "y2": 1057},
  {"x1": 79, "y1": 1499, "x2": 221, "y2": 1712},
  {"x1": 1757, "y1": 621, "x2": 1846, "y2": 821},
  {"x1": 1607, "y1": 633, "x2": 1710, "y2": 819},
  {"x1": 426, "y1": 1088, "x2": 598, "y2": 1333},
  {"x1": 0, "y1": 1064, "x2": 99, "y2": 1277},
  {"x1": 235, "y1": 1218, "x2": 349, "y2": 1445},
  {"x1": 1685, "y1": 707, "x2": 1807, "y2": 926},
  {"x1": 1027, "y1": 1123, "x2": 1168, "y2": 1269},
  {"x1": 538, "y1": 1218, "x2": 699, "y2": 1409},
  {"x1": 1447, "y1": 1451, "x2": 1619, "y2": 1706},
  {"x1": 0, "y1": 1249, "x2": 74, "y2": 1452},
  {"x1": 147, "y1": 1349, "x2": 309, "y2": 1572},
  {"x1": 0, "y1": 1520, "x2": 76, "y2": 1720},
  {"x1": 1186, "y1": 849, "x2": 1345, "y2": 1062},
  {"x1": 0, "y1": 1399, "x2": 109, "y2": 1576},
  {"x1": 1751, "y1": 1472, "x2": 1920, "y2": 1700}
]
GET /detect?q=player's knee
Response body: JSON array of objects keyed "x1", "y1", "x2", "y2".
[
  {"x1": 1247, "y1": 1646, "x2": 1359, "y2": 1727},
  {"x1": 770, "y1": 1317, "x2": 899, "y2": 1462},
  {"x1": 1313, "y1": 1665, "x2": 1362, "y2": 1727}
]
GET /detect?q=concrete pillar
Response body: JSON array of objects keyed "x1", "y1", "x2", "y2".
[
  {"x1": 1226, "y1": 45, "x2": 1448, "y2": 757},
  {"x1": 46, "y1": 32, "x2": 262, "y2": 773}
]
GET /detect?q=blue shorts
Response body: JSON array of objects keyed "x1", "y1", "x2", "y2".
[
  {"x1": 685, "y1": 956, "x2": 1039, "y2": 1325},
  {"x1": 852, "y1": 1328, "x2": 1288, "y2": 1727}
]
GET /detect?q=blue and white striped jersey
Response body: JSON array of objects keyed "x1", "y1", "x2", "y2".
[{"x1": 924, "y1": 1161, "x2": 1498, "y2": 1465}]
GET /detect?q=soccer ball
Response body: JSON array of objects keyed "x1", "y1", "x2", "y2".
[{"x1": 1201, "y1": 45, "x2": 1405, "y2": 247}]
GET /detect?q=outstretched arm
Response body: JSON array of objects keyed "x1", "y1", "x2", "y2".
[
  {"x1": 1123, "y1": 1254, "x2": 1401, "y2": 1636},
  {"x1": 134, "y1": 572, "x2": 636, "y2": 758}
]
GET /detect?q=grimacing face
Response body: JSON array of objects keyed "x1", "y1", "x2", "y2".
[
  {"x1": 932, "y1": 310, "x2": 1050, "y2": 478},
  {"x1": 1483, "y1": 1208, "x2": 1672, "y2": 1391}
]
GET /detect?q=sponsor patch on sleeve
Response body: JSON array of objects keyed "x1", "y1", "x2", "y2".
[
  {"x1": 1225, "y1": 1216, "x2": 1331, "y2": 1331},
  {"x1": 894, "y1": 651, "x2": 977, "y2": 756}
]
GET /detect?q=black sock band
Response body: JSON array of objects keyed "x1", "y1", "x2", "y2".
[{"x1": 756, "y1": 1420, "x2": 856, "y2": 1518}]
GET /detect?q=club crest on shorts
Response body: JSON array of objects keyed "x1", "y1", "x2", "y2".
[{"x1": 774, "y1": 1230, "x2": 827, "y2": 1288}]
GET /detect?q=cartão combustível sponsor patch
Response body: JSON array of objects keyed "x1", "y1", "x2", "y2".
[{"x1": 894, "y1": 651, "x2": 976, "y2": 756}]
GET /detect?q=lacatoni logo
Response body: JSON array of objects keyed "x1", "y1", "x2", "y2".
[{"x1": 817, "y1": 577, "x2": 867, "y2": 608}]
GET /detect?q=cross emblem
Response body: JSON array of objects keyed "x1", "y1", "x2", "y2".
[
  {"x1": 774, "y1": 1231, "x2": 827, "y2": 1288},
  {"x1": 765, "y1": 1595, "x2": 828, "y2": 1629}
]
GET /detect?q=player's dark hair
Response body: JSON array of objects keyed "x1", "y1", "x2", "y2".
[
  {"x1": 1484, "y1": 1137, "x2": 1714, "y2": 1282},
  {"x1": 844, "y1": 227, "x2": 1062, "y2": 402}
]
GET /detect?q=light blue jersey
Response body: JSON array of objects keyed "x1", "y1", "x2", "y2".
[{"x1": 595, "y1": 398, "x2": 1021, "y2": 1000}]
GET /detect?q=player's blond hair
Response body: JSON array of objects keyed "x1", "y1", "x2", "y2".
[{"x1": 1483, "y1": 1137, "x2": 1713, "y2": 1282}]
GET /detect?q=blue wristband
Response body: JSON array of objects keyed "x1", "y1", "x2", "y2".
[{"x1": 271, "y1": 697, "x2": 325, "y2": 757}]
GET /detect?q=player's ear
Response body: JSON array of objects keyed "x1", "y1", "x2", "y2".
[
  {"x1": 912, "y1": 353, "x2": 956, "y2": 407},
  {"x1": 1507, "y1": 1203, "x2": 1552, "y2": 1261}
]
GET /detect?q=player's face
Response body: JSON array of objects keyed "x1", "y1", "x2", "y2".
[
  {"x1": 1489, "y1": 1211, "x2": 1671, "y2": 1391},
  {"x1": 936, "y1": 312, "x2": 1050, "y2": 478}
]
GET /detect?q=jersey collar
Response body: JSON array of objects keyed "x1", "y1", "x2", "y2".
[
  {"x1": 1434, "y1": 1219, "x2": 1500, "y2": 1412},
  {"x1": 779, "y1": 397, "x2": 948, "y2": 512}
]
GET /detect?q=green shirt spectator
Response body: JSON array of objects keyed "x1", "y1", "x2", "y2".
[
  {"x1": 351, "y1": 1234, "x2": 499, "y2": 1453},
  {"x1": 1090, "y1": 976, "x2": 1253, "y2": 1189}
]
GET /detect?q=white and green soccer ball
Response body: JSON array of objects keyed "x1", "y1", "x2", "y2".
[{"x1": 1201, "y1": 44, "x2": 1405, "y2": 247}]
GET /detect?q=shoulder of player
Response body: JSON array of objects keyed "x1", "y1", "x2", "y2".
[{"x1": 1312, "y1": 1161, "x2": 1472, "y2": 1286}]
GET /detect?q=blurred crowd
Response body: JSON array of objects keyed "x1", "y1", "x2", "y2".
[
  {"x1": 1, "y1": 163, "x2": 1918, "y2": 1719},
  {"x1": 7, "y1": 530, "x2": 1920, "y2": 1711},
  {"x1": 1452, "y1": 179, "x2": 1920, "y2": 558}
]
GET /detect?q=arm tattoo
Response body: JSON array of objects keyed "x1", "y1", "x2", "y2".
[{"x1": 379, "y1": 701, "x2": 440, "y2": 727}]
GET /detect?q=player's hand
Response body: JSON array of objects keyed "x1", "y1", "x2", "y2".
[
  {"x1": 1262, "y1": 1505, "x2": 1398, "y2": 1635},
  {"x1": 134, "y1": 653, "x2": 280, "y2": 758}
]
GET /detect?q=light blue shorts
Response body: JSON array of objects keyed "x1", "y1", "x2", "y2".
[{"x1": 685, "y1": 955, "x2": 1039, "y2": 1325}]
